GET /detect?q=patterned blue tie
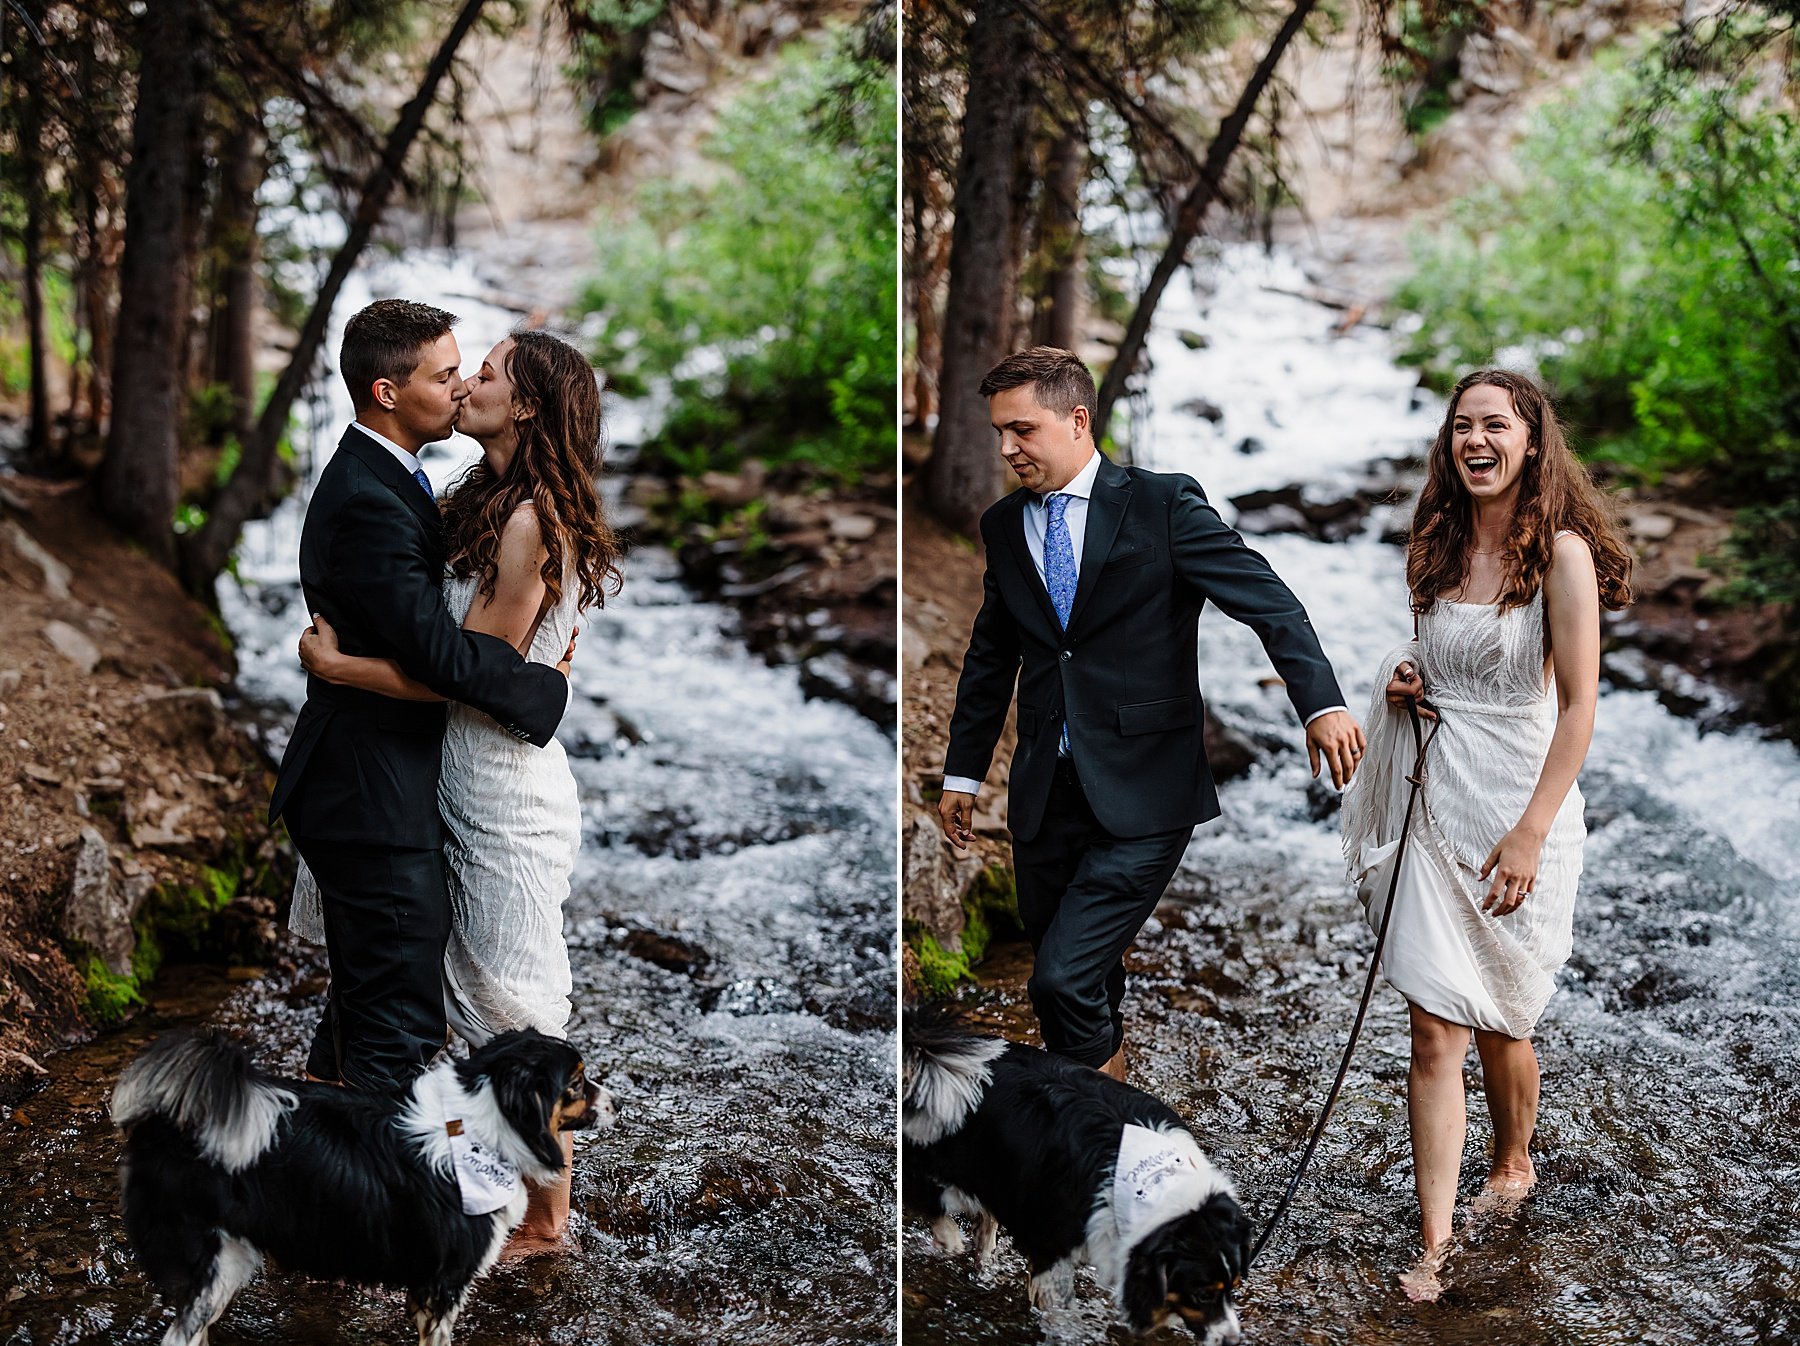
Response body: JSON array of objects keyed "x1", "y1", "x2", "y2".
[
  {"x1": 412, "y1": 467, "x2": 434, "y2": 502},
  {"x1": 1044, "y1": 492, "x2": 1076, "y2": 755}
]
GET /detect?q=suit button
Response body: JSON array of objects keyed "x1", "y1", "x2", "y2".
[{"x1": 1060, "y1": 650, "x2": 1072, "y2": 661}]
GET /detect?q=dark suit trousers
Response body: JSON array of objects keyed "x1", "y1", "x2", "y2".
[
  {"x1": 292, "y1": 833, "x2": 450, "y2": 1092},
  {"x1": 1013, "y1": 761, "x2": 1192, "y2": 1067}
]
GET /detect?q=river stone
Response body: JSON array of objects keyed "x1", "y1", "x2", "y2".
[
  {"x1": 829, "y1": 512, "x2": 878, "y2": 541},
  {"x1": 1176, "y1": 329, "x2": 1210, "y2": 350},
  {"x1": 131, "y1": 687, "x2": 230, "y2": 749},
  {"x1": 1626, "y1": 509, "x2": 1677, "y2": 542},
  {"x1": 1204, "y1": 711, "x2": 1262, "y2": 783},
  {"x1": 63, "y1": 827, "x2": 140, "y2": 977},
  {"x1": 3, "y1": 521, "x2": 72, "y2": 600},
  {"x1": 42, "y1": 621, "x2": 100, "y2": 674},
  {"x1": 1177, "y1": 397, "x2": 1226, "y2": 423}
]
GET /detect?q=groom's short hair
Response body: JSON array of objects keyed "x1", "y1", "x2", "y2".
[
  {"x1": 340, "y1": 299, "x2": 458, "y2": 412},
  {"x1": 979, "y1": 346, "x2": 1096, "y2": 420}
]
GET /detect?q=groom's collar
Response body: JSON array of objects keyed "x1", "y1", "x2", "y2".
[
  {"x1": 351, "y1": 420, "x2": 426, "y2": 476},
  {"x1": 339, "y1": 425, "x2": 441, "y2": 532}
]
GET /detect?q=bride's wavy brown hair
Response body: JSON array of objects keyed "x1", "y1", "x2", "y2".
[
  {"x1": 440, "y1": 329, "x2": 624, "y2": 613},
  {"x1": 1408, "y1": 368, "x2": 1633, "y2": 615}
]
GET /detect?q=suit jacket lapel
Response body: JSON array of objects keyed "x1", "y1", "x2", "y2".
[
  {"x1": 999, "y1": 489, "x2": 1063, "y2": 635},
  {"x1": 340, "y1": 427, "x2": 442, "y2": 535},
  {"x1": 1066, "y1": 456, "x2": 1130, "y2": 634}
]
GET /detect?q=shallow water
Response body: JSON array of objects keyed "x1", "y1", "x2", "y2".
[
  {"x1": 0, "y1": 252, "x2": 897, "y2": 1346},
  {"x1": 904, "y1": 243, "x2": 1800, "y2": 1345}
]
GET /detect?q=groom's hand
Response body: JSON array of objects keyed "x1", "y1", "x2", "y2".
[
  {"x1": 938, "y1": 791, "x2": 977, "y2": 852},
  {"x1": 1306, "y1": 710, "x2": 1367, "y2": 790}
]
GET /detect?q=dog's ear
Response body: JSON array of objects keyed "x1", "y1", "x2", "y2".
[
  {"x1": 489, "y1": 1035, "x2": 573, "y2": 1173},
  {"x1": 1198, "y1": 1193, "x2": 1251, "y2": 1281},
  {"x1": 1120, "y1": 1224, "x2": 1175, "y2": 1331}
]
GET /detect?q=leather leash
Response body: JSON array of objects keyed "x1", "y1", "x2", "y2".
[{"x1": 1247, "y1": 697, "x2": 1442, "y2": 1268}]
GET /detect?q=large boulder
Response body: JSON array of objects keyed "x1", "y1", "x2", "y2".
[
  {"x1": 902, "y1": 811, "x2": 981, "y2": 950},
  {"x1": 62, "y1": 828, "x2": 146, "y2": 977}
]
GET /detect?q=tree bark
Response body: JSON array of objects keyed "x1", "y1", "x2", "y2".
[
  {"x1": 1092, "y1": 0, "x2": 1318, "y2": 446},
  {"x1": 905, "y1": 164, "x2": 952, "y2": 430},
  {"x1": 1033, "y1": 121, "x2": 1086, "y2": 351},
  {"x1": 79, "y1": 176, "x2": 117, "y2": 442},
  {"x1": 98, "y1": 0, "x2": 204, "y2": 566},
  {"x1": 209, "y1": 119, "x2": 265, "y2": 446},
  {"x1": 181, "y1": 0, "x2": 493, "y2": 595},
  {"x1": 924, "y1": 0, "x2": 1035, "y2": 536},
  {"x1": 19, "y1": 86, "x2": 51, "y2": 467}
]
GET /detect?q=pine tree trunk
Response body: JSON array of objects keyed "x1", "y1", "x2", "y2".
[
  {"x1": 210, "y1": 120, "x2": 264, "y2": 446},
  {"x1": 924, "y1": 0, "x2": 1035, "y2": 536},
  {"x1": 98, "y1": 0, "x2": 203, "y2": 566},
  {"x1": 905, "y1": 169, "x2": 951, "y2": 430},
  {"x1": 1033, "y1": 122, "x2": 1085, "y2": 351},
  {"x1": 20, "y1": 89, "x2": 51, "y2": 467}
]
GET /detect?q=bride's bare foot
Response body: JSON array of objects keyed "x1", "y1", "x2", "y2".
[
  {"x1": 1472, "y1": 1162, "x2": 1536, "y2": 1217},
  {"x1": 1399, "y1": 1243, "x2": 1450, "y2": 1303}
]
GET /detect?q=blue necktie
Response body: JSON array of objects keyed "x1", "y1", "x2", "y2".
[
  {"x1": 412, "y1": 467, "x2": 434, "y2": 502},
  {"x1": 1044, "y1": 492, "x2": 1076, "y2": 754}
]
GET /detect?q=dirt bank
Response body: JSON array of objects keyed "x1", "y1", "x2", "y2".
[{"x1": 0, "y1": 472, "x2": 284, "y2": 1105}]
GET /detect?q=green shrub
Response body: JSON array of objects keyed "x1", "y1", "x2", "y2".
[
  {"x1": 1397, "y1": 58, "x2": 1800, "y2": 483},
  {"x1": 1397, "y1": 54, "x2": 1800, "y2": 604},
  {"x1": 579, "y1": 29, "x2": 896, "y2": 484}
]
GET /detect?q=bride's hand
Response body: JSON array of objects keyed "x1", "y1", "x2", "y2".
[
  {"x1": 557, "y1": 624, "x2": 579, "y2": 679},
  {"x1": 1385, "y1": 661, "x2": 1437, "y2": 720},
  {"x1": 298, "y1": 612, "x2": 342, "y2": 682},
  {"x1": 1479, "y1": 825, "x2": 1544, "y2": 916}
]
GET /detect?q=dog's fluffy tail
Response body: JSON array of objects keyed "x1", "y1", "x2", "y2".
[
  {"x1": 902, "y1": 1005, "x2": 1008, "y2": 1145},
  {"x1": 112, "y1": 1030, "x2": 296, "y2": 1172}
]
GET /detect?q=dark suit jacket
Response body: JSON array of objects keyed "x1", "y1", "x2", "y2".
[
  {"x1": 269, "y1": 428, "x2": 569, "y2": 847},
  {"x1": 945, "y1": 456, "x2": 1345, "y2": 843}
]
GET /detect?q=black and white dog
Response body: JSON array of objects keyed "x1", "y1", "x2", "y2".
[
  {"x1": 113, "y1": 1027, "x2": 613, "y2": 1346},
  {"x1": 903, "y1": 1010, "x2": 1250, "y2": 1342}
]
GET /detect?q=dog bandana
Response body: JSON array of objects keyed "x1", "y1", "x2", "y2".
[
  {"x1": 1113, "y1": 1124, "x2": 1213, "y2": 1248},
  {"x1": 445, "y1": 1118, "x2": 521, "y2": 1217}
]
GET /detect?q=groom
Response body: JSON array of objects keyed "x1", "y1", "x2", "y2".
[
  {"x1": 270, "y1": 299, "x2": 570, "y2": 1093},
  {"x1": 938, "y1": 347, "x2": 1366, "y2": 1078}
]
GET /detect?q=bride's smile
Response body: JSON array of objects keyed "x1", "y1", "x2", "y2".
[{"x1": 1450, "y1": 382, "x2": 1535, "y2": 500}]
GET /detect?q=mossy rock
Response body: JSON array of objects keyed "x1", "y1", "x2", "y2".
[
  {"x1": 902, "y1": 861, "x2": 1025, "y2": 995},
  {"x1": 73, "y1": 829, "x2": 289, "y2": 1028}
]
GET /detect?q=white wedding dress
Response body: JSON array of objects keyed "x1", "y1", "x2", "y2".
[
  {"x1": 289, "y1": 553, "x2": 583, "y2": 1046},
  {"x1": 1340, "y1": 582, "x2": 1585, "y2": 1038}
]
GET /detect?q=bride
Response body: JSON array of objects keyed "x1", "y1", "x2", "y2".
[
  {"x1": 296, "y1": 328, "x2": 623, "y2": 1253},
  {"x1": 1341, "y1": 369, "x2": 1632, "y2": 1297}
]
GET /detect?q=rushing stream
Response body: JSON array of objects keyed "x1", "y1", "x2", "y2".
[
  {"x1": 903, "y1": 244, "x2": 1800, "y2": 1344},
  {"x1": 0, "y1": 251, "x2": 897, "y2": 1345}
]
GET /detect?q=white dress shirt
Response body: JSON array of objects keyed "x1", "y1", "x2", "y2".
[
  {"x1": 351, "y1": 420, "x2": 428, "y2": 482},
  {"x1": 943, "y1": 452, "x2": 1343, "y2": 798}
]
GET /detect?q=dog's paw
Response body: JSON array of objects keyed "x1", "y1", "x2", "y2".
[
  {"x1": 1027, "y1": 1260, "x2": 1075, "y2": 1310},
  {"x1": 929, "y1": 1214, "x2": 967, "y2": 1254}
]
